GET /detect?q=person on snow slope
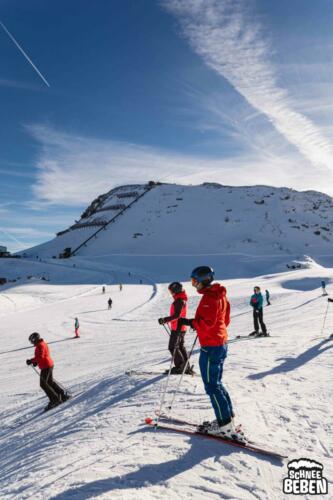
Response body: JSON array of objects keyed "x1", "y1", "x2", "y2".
[
  {"x1": 26, "y1": 332, "x2": 70, "y2": 411},
  {"x1": 74, "y1": 317, "x2": 80, "y2": 338},
  {"x1": 178, "y1": 266, "x2": 245, "y2": 441},
  {"x1": 249, "y1": 286, "x2": 268, "y2": 336},
  {"x1": 158, "y1": 282, "x2": 193, "y2": 374}
]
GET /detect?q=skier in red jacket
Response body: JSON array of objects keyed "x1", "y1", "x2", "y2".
[
  {"x1": 26, "y1": 332, "x2": 70, "y2": 411},
  {"x1": 178, "y1": 266, "x2": 245, "y2": 442},
  {"x1": 158, "y1": 282, "x2": 193, "y2": 374}
]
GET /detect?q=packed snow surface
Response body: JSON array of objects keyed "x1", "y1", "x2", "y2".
[{"x1": 0, "y1": 254, "x2": 332, "y2": 499}]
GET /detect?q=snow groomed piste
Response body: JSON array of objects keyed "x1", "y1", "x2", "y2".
[{"x1": 1, "y1": 183, "x2": 333, "y2": 497}]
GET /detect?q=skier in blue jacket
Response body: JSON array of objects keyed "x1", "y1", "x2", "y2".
[{"x1": 249, "y1": 286, "x2": 268, "y2": 336}]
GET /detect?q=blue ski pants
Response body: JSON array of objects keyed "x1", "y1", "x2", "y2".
[{"x1": 199, "y1": 344, "x2": 234, "y2": 425}]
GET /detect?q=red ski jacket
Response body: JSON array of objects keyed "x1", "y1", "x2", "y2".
[
  {"x1": 164, "y1": 291, "x2": 188, "y2": 332},
  {"x1": 31, "y1": 339, "x2": 54, "y2": 369},
  {"x1": 192, "y1": 283, "x2": 230, "y2": 347},
  {"x1": 170, "y1": 291, "x2": 188, "y2": 332}
]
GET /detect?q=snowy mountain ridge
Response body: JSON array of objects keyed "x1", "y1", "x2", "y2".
[{"x1": 25, "y1": 182, "x2": 333, "y2": 259}]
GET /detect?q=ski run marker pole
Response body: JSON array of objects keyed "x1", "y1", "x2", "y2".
[{"x1": 320, "y1": 300, "x2": 330, "y2": 337}]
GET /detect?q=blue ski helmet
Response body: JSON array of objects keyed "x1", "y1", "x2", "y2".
[
  {"x1": 191, "y1": 266, "x2": 214, "y2": 284},
  {"x1": 168, "y1": 282, "x2": 183, "y2": 294}
]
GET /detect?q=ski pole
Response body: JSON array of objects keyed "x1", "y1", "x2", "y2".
[
  {"x1": 155, "y1": 332, "x2": 182, "y2": 429},
  {"x1": 167, "y1": 334, "x2": 198, "y2": 414},
  {"x1": 31, "y1": 365, "x2": 40, "y2": 376},
  {"x1": 162, "y1": 323, "x2": 171, "y2": 337},
  {"x1": 320, "y1": 300, "x2": 330, "y2": 337}
]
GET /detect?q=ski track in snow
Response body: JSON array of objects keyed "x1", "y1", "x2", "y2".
[{"x1": 0, "y1": 258, "x2": 332, "y2": 499}]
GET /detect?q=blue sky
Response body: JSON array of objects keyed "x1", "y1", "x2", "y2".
[{"x1": 1, "y1": 0, "x2": 333, "y2": 252}]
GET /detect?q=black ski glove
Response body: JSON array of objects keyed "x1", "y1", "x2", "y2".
[
  {"x1": 158, "y1": 317, "x2": 166, "y2": 325},
  {"x1": 33, "y1": 362, "x2": 38, "y2": 367},
  {"x1": 178, "y1": 318, "x2": 194, "y2": 329},
  {"x1": 26, "y1": 359, "x2": 32, "y2": 365}
]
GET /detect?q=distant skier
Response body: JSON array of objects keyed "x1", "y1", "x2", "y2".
[
  {"x1": 26, "y1": 332, "x2": 70, "y2": 411},
  {"x1": 177, "y1": 266, "x2": 245, "y2": 441},
  {"x1": 108, "y1": 298, "x2": 112, "y2": 310},
  {"x1": 119, "y1": 283, "x2": 123, "y2": 292},
  {"x1": 265, "y1": 289, "x2": 271, "y2": 306},
  {"x1": 102, "y1": 286, "x2": 106, "y2": 294},
  {"x1": 158, "y1": 282, "x2": 191, "y2": 374},
  {"x1": 74, "y1": 317, "x2": 80, "y2": 338},
  {"x1": 249, "y1": 286, "x2": 268, "y2": 336},
  {"x1": 321, "y1": 280, "x2": 328, "y2": 296}
]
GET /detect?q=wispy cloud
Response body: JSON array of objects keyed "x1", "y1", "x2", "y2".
[
  {"x1": 27, "y1": 125, "x2": 333, "y2": 207},
  {"x1": 0, "y1": 78, "x2": 41, "y2": 91},
  {"x1": 163, "y1": 0, "x2": 333, "y2": 170},
  {"x1": 0, "y1": 226, "x2": 53, "y2": 238},
  {"x1": 0, "y1": 167, "x2": 35, "y2": 178}
]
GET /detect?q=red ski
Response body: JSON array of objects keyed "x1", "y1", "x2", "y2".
[{"x1": 145, "y1": 417, "x2": 287, "y2": 460}]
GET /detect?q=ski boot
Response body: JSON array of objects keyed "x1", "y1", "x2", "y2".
[
  {"x1": 199, "y1": 419, "x2": 246, "y2": 442},
  {"x1": 257, "y1": 331, "x2": 269, "y2": 337},
  {"x1": 44, "y1": 400, "x2": 61, "y2": 412},
  {"x1": 61, "y1": 392, "x2": 72, "y2": 403},
  {"x1": 249, "y1": 331, "x2": 258, "y2": 337},
  {"x1": 184, "y1": 364, "x2": 195, "y2": 375},
  {"x1": 202, "y1": 420, "x2": 246, "y2": 443},
  {"x1": 170, "y1": 366, "x2": 183, "y2": 374},
  {"x1": 198, "y1": 417, "x2": 245, "y2": 437}
]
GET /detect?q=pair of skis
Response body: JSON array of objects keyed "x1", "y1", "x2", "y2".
[
  {"x1": 235, "y1": 333, "x2": 270, "y2": 339},
  {"x1": 145, "y1": 413, "x2": 287, "y2": 460},
  {"x1": 126, "y1": 369, "x2": 199, "y2": 378}
]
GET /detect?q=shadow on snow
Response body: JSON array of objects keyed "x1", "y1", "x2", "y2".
[
  {"x1": 247, "y1": 339, "x2": 333, "y2": 380},
  {"x1": 50, "y1": 427, "x2": 281, "y2": 500}
]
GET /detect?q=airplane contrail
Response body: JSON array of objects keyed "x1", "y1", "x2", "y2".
[
  {"x1": 0, "y1": 20, "x2": 50, "y2": 87},
  {"x1": 0, "y1": 228, "x2": 27, "y2": 250}
]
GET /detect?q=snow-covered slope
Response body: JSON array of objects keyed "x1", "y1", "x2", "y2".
[
  {"x1": 23, "y1": 183, "x2": 333, "y2": 266},
  {"x1": 1, "y1": 183, "x2": 332, "y2": 498},
  {"x1": 0, "y1": 258, "x2": 332, "y2": 499}
]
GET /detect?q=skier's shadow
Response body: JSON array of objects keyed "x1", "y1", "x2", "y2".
[
  {"x1": 292, "y1": 295, "x2": 322, "y2": 310},
  {"x1": 50, "y1": 429, "x2": 281, "y2": 500},
  {"x1": 248, "y1": 339, "x2": 333, "y2": 380}
]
